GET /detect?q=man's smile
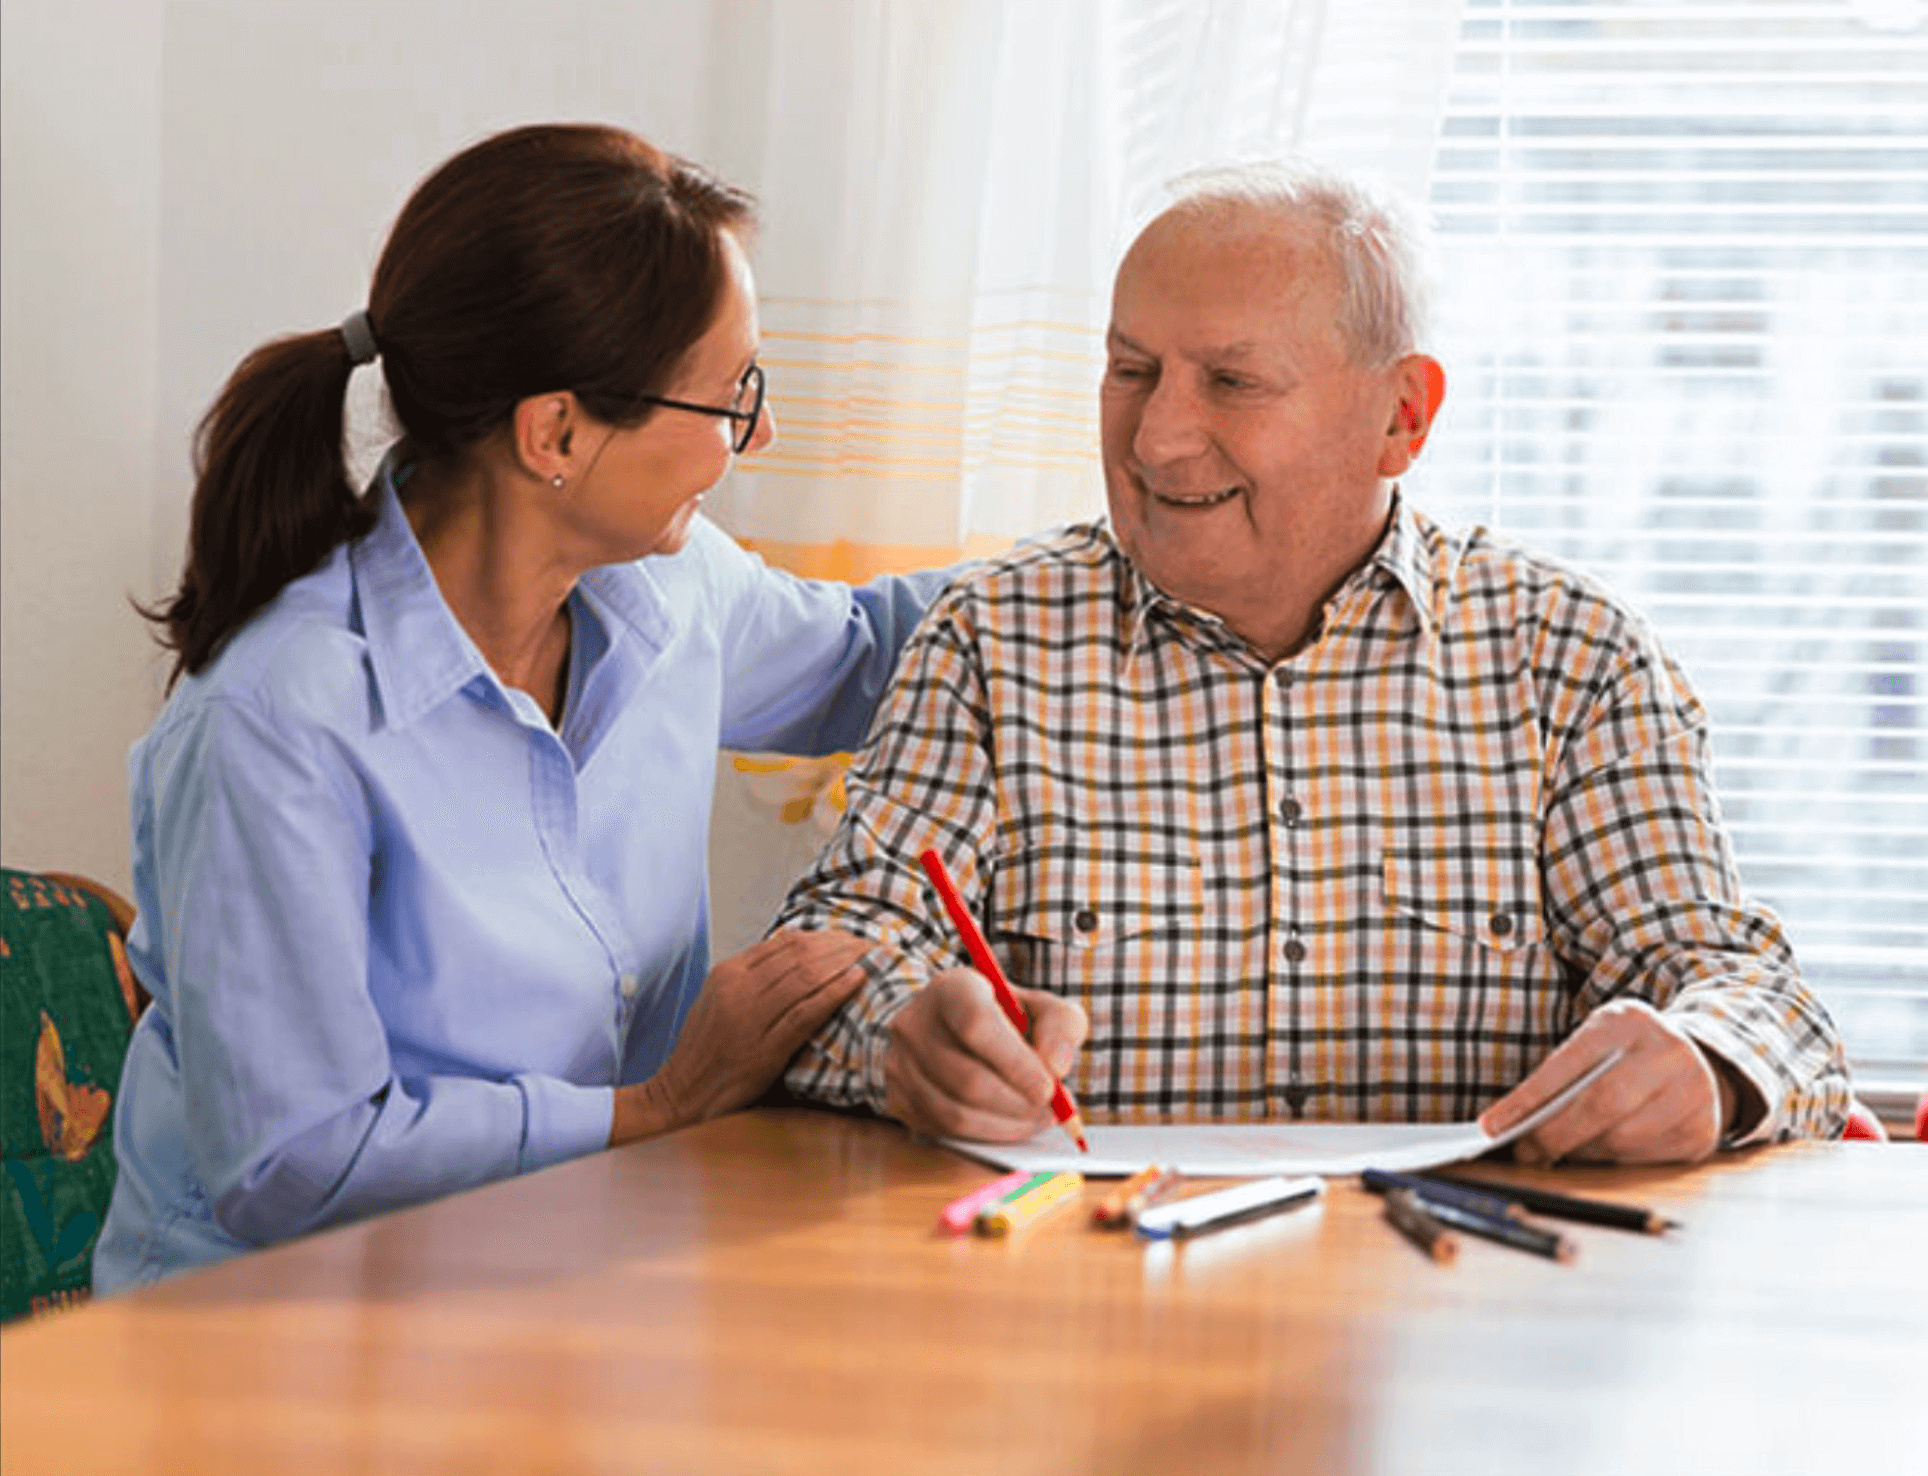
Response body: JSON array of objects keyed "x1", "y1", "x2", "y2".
[{"x1": 1139, "y1": 475, "x2": 1242, "y2": 509}]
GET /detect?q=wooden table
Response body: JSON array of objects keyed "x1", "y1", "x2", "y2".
[{"x1": 2, "y1": 1111, "x2": 1921, "y2": 1475}]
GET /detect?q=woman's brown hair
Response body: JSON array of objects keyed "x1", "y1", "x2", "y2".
[{"x1": 143, "y1": 123, "x2": 755, "y2": 683}]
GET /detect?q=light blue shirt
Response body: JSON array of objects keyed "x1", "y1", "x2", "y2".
[{"x1": 95, "y1": 457, "x2": 947, "y2": 1290}]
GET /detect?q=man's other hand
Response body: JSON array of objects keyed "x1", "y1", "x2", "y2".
[{"x1": 1478, "y1": 998, "x2": 1739, "y2": 1164}]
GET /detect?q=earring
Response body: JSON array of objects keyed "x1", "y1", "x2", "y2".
[{"x1": 551, "y1": 474, "x2": 566, "y2": 489}]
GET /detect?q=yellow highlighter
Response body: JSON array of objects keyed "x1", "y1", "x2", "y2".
[{"x1": 974, "y1": 1170, "x2": 1084, "y2": 1237}]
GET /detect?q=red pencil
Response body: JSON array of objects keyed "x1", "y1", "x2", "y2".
[{"x1": 917, "y1": 848, "x2": 1089, "y2": 1153}]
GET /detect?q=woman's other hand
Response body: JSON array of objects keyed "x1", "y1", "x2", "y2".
[{"x1": 610, "y1": 930, "x2": 872, "y2": 1144}]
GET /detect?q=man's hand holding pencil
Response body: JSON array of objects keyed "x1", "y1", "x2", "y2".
[
  {"x1": 884, "y1": 967, "x2": 1091, "y2": 1144},
  {"x1": 884, "y1": 851, "x2": 1092, "y2": 1147}
]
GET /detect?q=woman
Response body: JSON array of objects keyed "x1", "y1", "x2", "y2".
[{"x1": 95, "y1": 124, "x2": 943, "y2": 1289}]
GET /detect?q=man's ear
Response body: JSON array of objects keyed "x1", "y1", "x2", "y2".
[
  {"x1": 512, "y1": 392, "x2": 584, "y2": 487},
  {"x1": 1377, "y1": 354, "x2": 1446, "y2": 477}
]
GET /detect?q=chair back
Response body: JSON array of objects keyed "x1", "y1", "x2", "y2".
[{"x1": 1, "y1": 869, "x2": 142, "y2": 1319}]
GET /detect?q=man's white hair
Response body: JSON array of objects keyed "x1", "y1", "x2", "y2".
[{"x1": 1158, "y1": 161, "x2": 1434, "y2": 368}]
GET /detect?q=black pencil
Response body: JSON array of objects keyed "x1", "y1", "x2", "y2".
[
  {"x1": 1419, "y1": 1172, "x2": 1679, "y2": 1234},
  {"x1": 1383, "y1": 1188, "x2": 1459, "y2": 1264},
  {"x1": 1412, "y1": 1194, "x2": 1577, "y2": 1264}
]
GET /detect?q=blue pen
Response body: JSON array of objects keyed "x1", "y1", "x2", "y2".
[{"x1": 1359, "y1": 1167, "x2": 1525, "y2": 1224}]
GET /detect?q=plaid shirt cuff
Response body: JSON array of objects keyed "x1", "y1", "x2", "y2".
[
  {"x1": 1669, "y1": 993, "x2": 1850, "y2": 1146},
  {"x1": 783, "y1": 946, "x2": 919, "y2": 1115}
]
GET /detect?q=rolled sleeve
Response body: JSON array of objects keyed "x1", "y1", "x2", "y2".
[
  {"x1": 1542, "y1": 649, "x2": 1851, "y2": 1143},
  {"x1": 782, "y1": 950, "x2": 918, "y2": 1114}
]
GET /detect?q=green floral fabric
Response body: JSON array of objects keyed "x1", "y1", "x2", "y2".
[{"x1": 1, "y1": 870, "x2": 139, "y2": 1319}]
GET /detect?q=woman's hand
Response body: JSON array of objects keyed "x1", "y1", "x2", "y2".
[{"x1": 610, "y1": 929, "x2": 872, "y2": 1145}]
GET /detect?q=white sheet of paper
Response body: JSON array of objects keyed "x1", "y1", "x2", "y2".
[{"x1": 938, "y1": 1050, "x2": 1624, "y2": 1178}]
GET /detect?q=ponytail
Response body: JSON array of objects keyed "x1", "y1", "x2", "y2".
[
  {"x1": 144, "y1": 123, "x2": 756, "y2": 688},
  {"x1": 142, "y1": 328, "x2": 375, "y2": 685}
]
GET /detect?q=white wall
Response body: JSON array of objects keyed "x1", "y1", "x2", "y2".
[
  {"x1": 2, "y1": 0, "x2": 165, "y2": 891},
  {"x1": 1, "y1": 0, "x2": 724, "y2": 891}
]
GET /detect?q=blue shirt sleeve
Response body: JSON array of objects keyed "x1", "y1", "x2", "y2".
[
  {"x1": 143, "y1": 692, "x2": 613, "y2": 1247},
  {"x1": 686, "y1": 520, "x2": 961, "y2": 753},
  {"x1": 118, "y1": 510, "x2": 961, "y2": 1266}
]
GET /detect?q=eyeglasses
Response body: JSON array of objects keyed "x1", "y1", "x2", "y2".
[{"x1": 634, "y1": 363, "x2": 766, "y2": 454}]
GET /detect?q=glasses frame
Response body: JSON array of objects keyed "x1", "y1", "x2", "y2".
[{"x1": 634, "y1": 363, "x2": 765, "y2": 454}]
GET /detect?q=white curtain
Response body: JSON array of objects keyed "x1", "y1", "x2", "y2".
[
  {"x1": 694, "y1": 0, "x2": 1468, "y2": 576},
  {"x1": 700, "y1": 0, "x2": 1467, "y2": 951}
]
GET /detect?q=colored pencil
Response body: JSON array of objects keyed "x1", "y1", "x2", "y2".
[
  {"x1": 937, "y1": 1170, "x2": 1037, "y2": 1236},
  {"x1": 918, "y1": 848, "x2": 1089, "y2": 1153},
  {"x1": 1383, "y1": 1188, "x2": 1460, "y2": 1264},
  {"x1": 1092, "y1": 1165, "x2": 1181, "y2": 1228},
  {"x1": 974, "y1": 1170, "x2": 1084, "y2": 1236},
  {"x1": 1414, "y1": 1194, "x2": 1577, "y2": 1264},
  {"x1": 1418, "y1": 1172, "x2": 1680, "y2": 1234}
]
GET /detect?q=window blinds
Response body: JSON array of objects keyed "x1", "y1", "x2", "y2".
[{"x1": 1421, "y1": 0, "x2": 1928, "y2": 1092}]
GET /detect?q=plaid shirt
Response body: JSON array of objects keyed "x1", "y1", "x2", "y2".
[{"x1": 779, "y1": 499, "x2": 1850, "y2": 1140}]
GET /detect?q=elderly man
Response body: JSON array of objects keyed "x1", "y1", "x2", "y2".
[{"x1": 776, "y1": 164, "x2": 1850, "y2": 1163}]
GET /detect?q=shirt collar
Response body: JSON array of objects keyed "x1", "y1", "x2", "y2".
[
  {"x1": 1362, "y1": 488, "x2": 1443, "y2": 639},
  {"x1": 1102, "y1": 525, "x2": 1232, "y2": 665},
  {"x1": 1106, "y1": 486, "x2": 1444, "y2": 661},
  {"x1": 348, "y1": 452, "x2": 495, "y2": 730},
  {"x1": 350, "y1": 450, "x2": 682, "y2": 731},
  {"x1": 576, "y1": 555, "x2": 675, "y2": 653},
  {"x1": 1111, "y1": 533, "x2": 1159, "y2": 660}
]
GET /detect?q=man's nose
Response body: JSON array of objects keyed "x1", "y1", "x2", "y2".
[{"x1": 1131, "y1": 374, "x2": 1211, "y2": 466}]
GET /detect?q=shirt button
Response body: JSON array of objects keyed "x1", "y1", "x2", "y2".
[
  {"x1": 1283, "y1": 935, "x2": 1307, "y2": 964},
  {"x1": 1274, "y1": 668, "x2": 1295, "y2": 689},
  {"x1": 1278, "y1": 797, "x2": 1303, "y2": 826},
  {"x1": 1073, "y1": 908, "x2": 1099, "y2": 934},
  {"x1": 1488, "y1": 912, "x2": 1514, "y2": 939},
  {"x1": 618, "y1": 972, "x2": 640, "y2": 999}
]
